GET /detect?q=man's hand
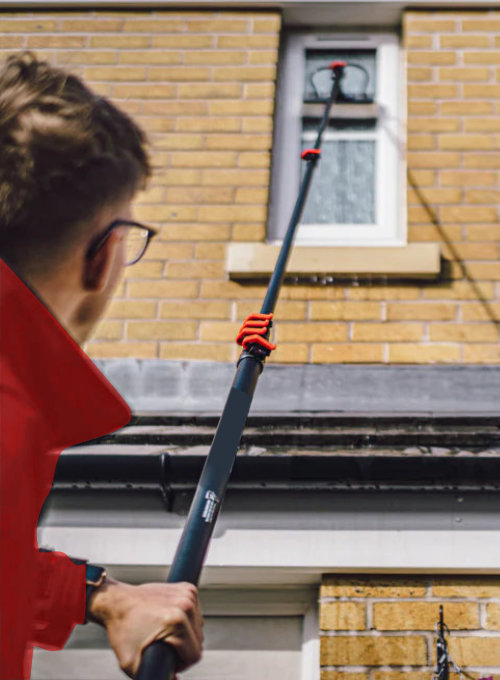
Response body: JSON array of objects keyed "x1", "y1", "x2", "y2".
[{"x1": 87, "y1": 578, "x2": 203, "y2": 678}]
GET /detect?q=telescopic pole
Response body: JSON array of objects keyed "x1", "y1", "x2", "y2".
[
  {"x1": 436, "y1": 606, "x2": 450, "y2": 680},
  {"x1": 136, "y1": 61, "x2": 346, "y2": 680}
]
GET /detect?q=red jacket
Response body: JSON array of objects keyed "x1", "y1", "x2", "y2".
[{"x1": 0, "y1": 259, "x2": 131, "y2": 679}]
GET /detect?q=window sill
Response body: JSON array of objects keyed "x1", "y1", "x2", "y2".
[{"x1": 226, "y1": 243, "x2": 441, "y2": 280}]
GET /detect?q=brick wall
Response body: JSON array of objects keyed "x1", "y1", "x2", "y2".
[
  {"x1": 2, "y1": 9, "x2": 500, "y2": 364},
  {"x1": 320, "y1": 575, "x2": 500, "y2": 678}
]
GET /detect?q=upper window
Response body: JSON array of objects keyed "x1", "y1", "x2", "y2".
[{"x1": 269, "y1": 32, "x2": 404, "y2": 246}]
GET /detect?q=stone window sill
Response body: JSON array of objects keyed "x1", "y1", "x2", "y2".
[{"x1": 226, "y1": 243, "x2": 441, "y2": 280}]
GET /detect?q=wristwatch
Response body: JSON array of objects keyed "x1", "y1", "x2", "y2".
[{"x1": 85, "y1": 563, "x2": 107, "y2": 623}]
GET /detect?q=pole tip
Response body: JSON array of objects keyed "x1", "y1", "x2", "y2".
[{"x1": 330, "y1": 60, "x2": 347, "y2": 70}]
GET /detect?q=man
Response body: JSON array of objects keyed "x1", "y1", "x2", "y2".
[{"x1": 0, "y1": 52, "x2": 203, "y2": 679}]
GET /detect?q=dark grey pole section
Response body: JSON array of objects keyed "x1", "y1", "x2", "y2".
[
  {"x1": 436, "y1": 606, "x2": 450, "y2": 680},
  {"x1": 135, "y1": 62, "x2": 345, "y2": 680}
]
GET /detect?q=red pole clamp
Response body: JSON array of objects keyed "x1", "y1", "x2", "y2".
[
  {"x1": 330, "y1": 60, "x2": 347, "y2": 70},
  {"x1": 301, "y1": 148, "x2": 321, "y2": 161}
]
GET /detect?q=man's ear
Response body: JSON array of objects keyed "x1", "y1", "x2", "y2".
[{"x1": 82, "y1": 235, "x2": 115, "y2": 292}]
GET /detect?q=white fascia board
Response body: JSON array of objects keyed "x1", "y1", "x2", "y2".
[{"x1": 39, "y1": 527, "x2": 500, "y2": 582}]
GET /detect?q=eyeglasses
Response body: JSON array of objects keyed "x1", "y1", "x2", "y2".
[{"x1": 85, "y1": 219, "x2": 158, "y2": 266}]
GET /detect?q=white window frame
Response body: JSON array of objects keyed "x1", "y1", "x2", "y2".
[{"x1": 269, "y1": 30, "x2": 405, "y2": 247}]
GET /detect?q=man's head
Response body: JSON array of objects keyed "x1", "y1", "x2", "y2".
[{"x1": 0, "y1": 51, "x2": 152, "y2": 343}]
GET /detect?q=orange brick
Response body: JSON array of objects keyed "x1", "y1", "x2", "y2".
[
  {"x1": 407, "y1": 51, "x2": 456, "y2": 65},
  {"x1": 439, "y1": 101, "x2": 494, "y2": 115},
  {"x1": 311, "y1": 344, "x2": 384, "y2": 363},
  {"x1": 448, "y1": 637, "x2": 500, "y2": 667},
  {"x1": 320, "y1": 602, "x2": 365, "y2": 631},
  {"x1": 373, "y1": 602, "x2": 479, "y2": 631},
  {"x1": 160, "y1": 301, "x2": 230, "y2": 319},
  {"x1": 387, "y1": 303, "x2": 456, "y2": 321},
  {"x1": 279, "y1": 323, "x2": 347, "y2": 343},
  {"x1": 127, "y1": 320, "x2": 196, "y2": 340},
  {"x1": 352, "y1": 323, "x2": 422, "y2": 342},
  {"x1": 310, "y1": 302, "x2": 381, "y2": 320},
  {"x1": 86, "y1": 342, "x2": 157, "y2": 359},
  {"x1": 127, "y1": 280, "x2": 199, "y2": 298},
  {"x1": 389, "y1": 344, "x2": 461, "y2": 363},
  {"x1": 159, "y1": 342, "x2": 232, "y2": 361},
  {"x1": 320, "y1": 636, "x2": 426, "y2": 666}
]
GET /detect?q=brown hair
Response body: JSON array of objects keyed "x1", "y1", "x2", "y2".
[{"x1": 0, "y1": 51, "x2": 151, "y2": 269}]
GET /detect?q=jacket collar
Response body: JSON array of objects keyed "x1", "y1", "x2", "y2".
[{"x1": 0, "y1": 258, "x2": 131, "y2": 449}]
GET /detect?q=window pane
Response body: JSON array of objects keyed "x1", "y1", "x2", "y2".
[
  {"x1": 301, "y1": 139, "x2": 376, "y2": 225},
  {"x1": 304, "y1": 48, "x2": 376, "y2": 102}
]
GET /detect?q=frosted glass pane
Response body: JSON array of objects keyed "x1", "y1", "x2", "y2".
[
  {"x1": 301, "y1": 139, "x2": 375, "y2": 225},
  {"x1": 304, "y1": 49, "x2": 376, "y2": 102}
]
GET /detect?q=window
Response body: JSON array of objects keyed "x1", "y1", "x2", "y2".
[{"x1": 269, "y1": 31, "x2": 404, "y2": 247}]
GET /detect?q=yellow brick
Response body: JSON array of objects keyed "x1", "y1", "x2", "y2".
[
  {"x1": 464, "y1": 84, "x2": 500, "y2": 97},
  {"x1": 245, "y1": 82, "x2": 275, "y2": 98},
  {"x1": 253, "y1": 16, "x2": 281, "y2": 32},
  {"x1": 135, "y1": 186, "x2": 166, "y2": 204},
  {"x1": 279, "y1": 323, "x2": 347, "y2": 342},
  {"x1": 142, "y1": 118, "x2": 176, "y2": 133},
  {"x1": 465, "y1": 119, "x2": 500, "y2": 132},
  {"x1": 152, "y1": 35, "x2": 213, "y2": 48},
  {"x1": 423, "y1": 280, "x2": 494, "y2": 300},
  {"x1": 321, "y1": 576, "x2": 426, "y2": 598},
  {"x1": 143, "y1": 101, "x2": 207, "y2": 115},
  {"x1": 186, "y1": 19, "x2": 249, "y2": 32},
  {"x1": 166, "y1": 187, "x2": 233, "y2": 204},
  {"x1": 408, "y1": 187, "x2": 461, "y2": 203},
  {"x1": 439, "y1": 67, "x2": 490, "y2": 81},
  {"x1": 177, "y1": 83, "x2": 242, "y2": 99},
  {"x1": 462, "y1": 19, "x2": 500, "y2": 31},
  {"x1": 407, "y1": 51, "x2": 456, "y2": 65},
  {"x1": 440, "y1": 34, "x2": 491, "y2": 48},
  {"x1": 159, "y1": 342, "x2": 233, "y2": 362},
  {"x1": 440, "y1": 170, "x2": 496, "y2": 186},
  {"x1": 373, "y1": 602, "x2": 479, "y2": 631},
  {"x1": 320, "y1": 602, "x2": 365, "y2": 631},
  {"x1": 156, "y1": 169, "x2": 202, "y2": 186},
  {"x1": 61, "y1": 19, "x2": 123, "y2": 32},
  {"x1": 410, "y1": 170, "x2": 436, "y2": 186},
  {"x1": 321, "y1": 674, "x2": 367, "y2": 680},
  {"x1": 466, "y1": 189, "x2": 500, "y2": 203},
  {"x1": 409, "y1": 84, "x2": 458, "y2": 98},
  {"x1": 389, "y1": 344, "x2": 461, "y2": 363},
  {"x1": 310, "y1": 302, "x2": 381, "y2": 320},
  {"x1": 177, "y1": 117, "x2": 240, "y2": 132},
  {"x1": 408, "y1": 118, "x2": 460, "y2": 133},
  {"x1": 348, "y1": 286, "x2": 420, "y2": 301},
  {"x1": 439, "y1": 101, "x2": 494, "y2": 115},
  {"x1": 86, "y1": 341, "x2": 157, "y2": 359},
  {"x1": 269, "y1": 344, "x2": 309, "y2": 364},
  {"x1": 387, "y1": 303, "x2": 456, "y2": 321},
  {"x1": 195, "y1": 243, "x2": 226, "y2": 259},
  {"x1": 127, "y1": 320, "x2": 197, "y2": 340},
  {"x1": 0, "y1": 19, "x2": 58, "y2": 32},
  {"x1": 249, "y1": 50, "x2": 279, "y2": 65},
  {"x1": 238, "y1": 152, "x2": 271, "y2": 168},
  {"x1": 213, "y1": 66, "x2": 276, "y2": 82},
  {"x1": 442, "y1": 242, "x2": 497, "y2": 259},
  {"x1": 449, "y1": 637, "x2": 500, "y2": 667},
  {"x1": 135, "y1": 205, "x2": 197, "y2": 223},
  {"x1": 92, "y1": 321, "x2": 124, "y2": 340},
  {"x1": 209, "y1": 99, "x2": 274, "y2": 115},
  {"x1": 170, "y1": 151, "x2": 237, "y2": 168},
  {"x1": 407, "y1": 101, "x2": 437, "y2": 115},
  {"x1": 57, "y1": 50, "x2": 119, "y2": 65},
  {"x1": 352, "y1": 323, "x2": 422, "y2": 342},
  {"x1": 407, "y1": 152, "x2": 461, "y2": 169},
  {"x1": 464, "y1": 345, "x2": 500, "y2": 363},
  {"x1": 407, "y1": 134, "x2": 435, "y2": 151},
  {"x1": 465, "y1": 153, "x2": 500, "y2": 168},
  {"x1": 486, "y1": 604, "x2": 500, "y2": 629},
  {"x1": 165, "y1": 261, "x2": 224, "y2": 279},
  {"x1": 237, "y1": 301, "x2": 306, "y2": 320},
  {"x1": 121, "y1": 19, "x2": 185, "y2": 33},
  {"x1": 465, "y1": 51, "x2": 500, "y2": 65},
  {"x1": 277, "y1": 285, "x2": 346, "y2": 301},
  {"x1": 28, "y1": 35, "x2": 86, "y2": 48},
  {"x1": 205, "y1": 134, "x2": 271, "y2": 151},
  {"x1": 440, "y1": 206, "x2": 497, "y2": 223},
  {"x1": 464, "y1": 262, "x2": 500, "y2": 279},
  {"x1": 311, "y1": 344, "x2": 384, "y2": 363},
  {"x1": 159, "y1": 224, "x2": 231, "y2": 241},
  {"x1": 106, "y1": 300, "x2": 156, "y2": 319},
  {"x1": 121, "y1": 51, "x2": 182, "y2": 65},
  {"x1": 91, "y1": 35, "x2": 151, "y2": 48},
  {"x1": 406, "y1": 18, "x2": 457, "y2": 31},
  {"x1": 228, "y1": 223, "x2": 264, "y2": 242},
  {"x1": 407, "y1": 224, "x2": 463, "y2": 241},
  {"x1": 462, "y1": 303, "x2": 500, "y2": 321},
  {"x1": 467, "y1": 224, "x2": 500, "y2": 240},
  {"x1": 113, "y1": 84, "x2": 176, "y2": 99},
  {"x1": 406, "y1": 34, "x2": 433, "y2": 48},
  {"x1": 201, "y1": 168, "x2": 269, "y2": 186},
  {"x1": 160, "y1": 301, "x2": 230, "y2": 319},
  {"x1": 372, "y1": 674, "x2": 429, "y2": 680},
  {"x1": 408, "y1": 66, "x2": 433, "y2": 81},
  {"x1": 242, "y1": 117, "x2": 274, "y2": 133},
  {"x1": 200, "y1": 321, "x2": 239, "y2": 341},
  {"x1": 198, "y1": 205, "x2": 266, "y2": 222},
  {"x1": 184, "y1": 50, "x2": 246, "y2": 65},
  {"x1": 320, "y1": 636, "x2": 426, "y2": 666},
  {"x1": 218, "y1": 34, "x2": 279, "y2": 49},
  {"x1": 149, "y1": 66, "x2": 210, "y2": 81},
  {"x1": 127, "y1": 280, "x2": 199, "y2": 298},
  {"x1": 123, "y1": 261, "x2": 163, "y2": 279},
  {"x1": 143, "y1": 243, "x2": 193, "y2": 260},
  {"x1": 438, "y1": 135, "x2": 493, "y2": 151},
  {"x1": 235, "y1": 187, "x2": 268, "y2": 203}
]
